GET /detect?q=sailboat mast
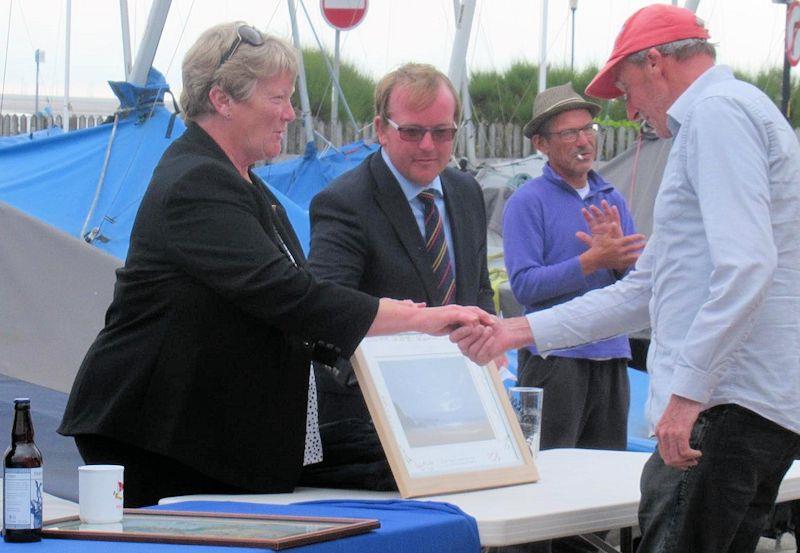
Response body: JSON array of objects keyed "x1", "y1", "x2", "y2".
[
  {"x1": 128, "y1": 0, "x2": 171, "y2": 86},
  {"x1": 448, "y1": 0, "x2": 477, "y2": 167},
  {"x1": 538, "y1": 0, "x2": 548, "y2": 95},
  {"x1": 63, "y1": 0, "x2": 71, "y2": 131},
  {"x1": 120, "y1": 0, "x2": 133, "y2": 80},
  {"x1": 287, "y1": 0, "x2": 316, "y2": 145}
]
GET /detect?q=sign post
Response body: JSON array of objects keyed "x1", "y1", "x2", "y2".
[
  {"x1": 786, "y1": 0, "x2": 800, "y2": 66},
  {"x1": 782, "y1": 0, "x2": 800, "y2": 117},
  {"x1": 320, "y1": 1, "x2": 368, "y2": 128}
]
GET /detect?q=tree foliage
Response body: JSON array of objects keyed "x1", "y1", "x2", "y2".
[{"x1": 469, "y1": 61, "x2": 628, "y2": 125}]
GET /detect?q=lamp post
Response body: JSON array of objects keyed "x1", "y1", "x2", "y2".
[{"x1": 34, "y1": 49, "x2": 45, "y2": 128}]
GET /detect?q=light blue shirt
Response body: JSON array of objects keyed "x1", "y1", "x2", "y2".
[
  {"x1": 528, "y1": 65, "x2": 800, "y2": 435},
  {"x1": 381, "y1": 148, "x2": 456, "y2": 275}
]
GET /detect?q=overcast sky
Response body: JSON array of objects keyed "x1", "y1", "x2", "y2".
[{"x1": 0, "y1": 0, "x2": 789, "y2": 100}]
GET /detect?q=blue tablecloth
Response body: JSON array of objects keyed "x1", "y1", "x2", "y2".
[{"x1": 2, "y1": 499, "x2": 480, "y2": 552}]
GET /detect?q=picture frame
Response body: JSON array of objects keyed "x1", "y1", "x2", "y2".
[
  {"x1": 351, "y1": 333, "x2": 539, "y2": 498},
  {"x1": 42, "y1": 509, "x2": 380, "y2": 550}
]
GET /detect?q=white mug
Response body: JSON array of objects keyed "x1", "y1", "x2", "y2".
[{"x1": 78, "y1": 465, "x2": 124, "y2": 524}]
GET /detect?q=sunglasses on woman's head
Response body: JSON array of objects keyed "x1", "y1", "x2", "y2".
[{"x1": 218, "y1": 25, "x2": 263, "y2": 68}]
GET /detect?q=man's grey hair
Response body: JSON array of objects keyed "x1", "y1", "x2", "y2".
[{"x1": 625, "y1": 38, "x2": 716, "y2": 65}]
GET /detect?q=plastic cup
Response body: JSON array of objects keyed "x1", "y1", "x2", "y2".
[{"x1": 507, "y1": 387, "x2": 543, "y2": 458}]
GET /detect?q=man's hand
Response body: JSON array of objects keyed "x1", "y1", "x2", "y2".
[
  {"x1": 579, "y1": 200, "x2": 623, "y2": 239},
  {"x1": 576, "y1": 200, "x2": 645, "y2": 274},
  {"x1": 654, "y1": 395, "x2": 704, "y2": 470},
  {"x1": 449, "y1": 317, "x2": 533, "y2": 365}
]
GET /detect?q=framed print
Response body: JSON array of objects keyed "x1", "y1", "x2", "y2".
[
  {"x1": 42, "y1": 509, "x2": 380, "y2": 550},
  {"x1": 352, "y1": 333, "x2": 538, "y2": 498}
]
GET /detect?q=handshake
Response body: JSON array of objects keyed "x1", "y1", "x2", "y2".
[
  {"x1": 388, "y1": 299, "x2": 534, "y2": 365},
  {"x1": 378, "y1": 200, "x2": 638, "y2": 365}
]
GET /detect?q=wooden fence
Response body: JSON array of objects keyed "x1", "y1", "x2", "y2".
[
  {"x1": 1, "y1": 112, "x2": 639, "y2": 161},
  {"x1": 1, "y1": 113, "x2": 107, "y2": 136},
  {"x1": 278, "y1": 119, "x2": 639, "y2": 161}
]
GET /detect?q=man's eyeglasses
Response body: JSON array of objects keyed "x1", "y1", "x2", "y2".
[
  {"x1": 219, "y1": 25, "x2": 264, "y2": 68},
  {"x1": 542, "y1": 123, "x2": 600, "y2": 143},
  {"x1": 386, "y1": 118, "x2": 458, "y2": 143}
]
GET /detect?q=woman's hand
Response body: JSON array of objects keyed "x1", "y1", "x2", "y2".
[
  {"x1": 366, "y1": 299, "x2": 492, "y2": 337},
  {"x1": 414, "y1": 305, "x2": 495, "y2": 336}
]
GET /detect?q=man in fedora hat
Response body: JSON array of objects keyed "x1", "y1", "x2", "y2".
[
  {"x1": 453, "y1": 5, "x2": 800, "y2": 551},
  {"x1": 501, "y1": 82, "x2": 644, "y2": 552}
]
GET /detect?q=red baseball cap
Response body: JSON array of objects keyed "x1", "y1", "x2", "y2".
[{"x1": 586, "y1": 4, "x2": 710, "y2": 100}]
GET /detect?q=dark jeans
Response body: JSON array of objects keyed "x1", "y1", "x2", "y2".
[
  {"x1": 75, "y1": 434, "x2": 248, "y2": 507},
  {"x1": 638, "y1": 404, "x2": 800, "y2": 553}
]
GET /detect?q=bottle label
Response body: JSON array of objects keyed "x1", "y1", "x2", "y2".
[{"x1": 3, "y1": 467, "x2": 43, "y2": 530}]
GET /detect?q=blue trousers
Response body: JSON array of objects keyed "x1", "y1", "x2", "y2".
[{"x1": 638, "y1": 404, "x2": 800, "y2": 553}]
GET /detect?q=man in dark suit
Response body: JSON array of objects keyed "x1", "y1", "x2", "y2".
[{"x1": 303, "y1": 63, "x2": 496, "y2": 489}]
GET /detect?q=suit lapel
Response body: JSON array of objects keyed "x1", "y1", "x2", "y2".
[
  {"x1": 369, "y1": 153, "x2": 440, "y2": 304},
  {"x1": 442, "y1": 174, "x2": 472, "y2": 305}
]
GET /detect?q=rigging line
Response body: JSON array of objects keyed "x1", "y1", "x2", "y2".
[
  {"x1": 627, "y1": 130, "x2": 643, "y2": 208},
  {"x1": 97, "y1": 98, "x2": 166, "y2": 226},
  {"x1": 81, "y1": 112, "x2": 120, "y2": 241},
  {"x1": 504, "y1": 10, "x2": 571, "y2": 125},
  {"x1": 467, "y1": 0, "x2": 486, "y2": 68},
  {"x1": 544, "y1": 10, "x2": 570, "y2": 66},
  {"x1": 264, "y1": 0, "x2": 282, "y2": 30},
  {"x1": 757, "y1": 4, "x2": 783, "y2": 96},
  {"x1": 14, "y1": 0, "x2": 34, "y2": 51},
  {"x1": 95, "y1": 0, "x2": 196, "y2": 230},
  {"x1": 470, "y1": 6, "x2": 501, "y2": 123},
  {"x1": 763, "y1": 12, "x2": 783, "y2": 70},
  {"x1": 383, "y1": 1, "x2": 391, "y2": 75},
  {"x1": 297, "y1": 0, "x2": 358, "y2": 130},
  {"x1": 97, "y1": 104, "x2": 178, "y2": 232},
  {"x1": 94, "y1": 91, "x2": 173, "y2": 229},
  {"x1": 163, "y1": 0, "x2": 195, "y2": 76},
  {"x1": 0, "y1": 0, "x2": 13, "y2": 115},
  {"x1": 45, "y1": 0, "x2": 64, "y2": 102}
]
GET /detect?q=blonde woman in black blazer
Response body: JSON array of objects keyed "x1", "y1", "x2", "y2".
[{"x1": 58, "y1": 22, "x2": 487, "y2": 508}]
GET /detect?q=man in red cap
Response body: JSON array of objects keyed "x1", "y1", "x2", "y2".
[{"x1": 452, "y1": 4, "x2": 800, "y2": 552}]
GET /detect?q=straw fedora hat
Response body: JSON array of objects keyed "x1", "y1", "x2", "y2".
[{"x1": 523, "y1": 82, "x2": 601, "y2": 139}]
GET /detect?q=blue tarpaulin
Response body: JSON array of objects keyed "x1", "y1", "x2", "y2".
[
  {"x1": 255, "y1": 139, "x2": 378, "y2": 209},
  {"x1": 0, "y1": 69, "x2": 373, "y2": 260},
  {"x1": 0, "y1": 126, "x2": 63, "y2": 149},
  {"x1": 0, "y1": 69, "x2": 185, "y2": 259}
]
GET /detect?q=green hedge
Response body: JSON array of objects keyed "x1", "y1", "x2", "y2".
[
  {"x1": 294, "y1": 48, "x2": 376, "y2": 124},
  {"x1": 295, "y1": 49, "x2": 800, "y2": 128}
]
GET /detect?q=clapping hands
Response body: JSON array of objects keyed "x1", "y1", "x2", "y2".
[{"x1": 577, "y1": 200, "x2": 646, "y2": 274}]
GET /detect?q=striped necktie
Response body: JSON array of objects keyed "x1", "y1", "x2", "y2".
[{"x1": 417, "y1": 190, "x2": 456, "y2": 305}]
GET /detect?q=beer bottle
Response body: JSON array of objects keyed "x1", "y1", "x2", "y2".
[{"x1": 3, "y1": 398, "x2": 43, "y2": 542}]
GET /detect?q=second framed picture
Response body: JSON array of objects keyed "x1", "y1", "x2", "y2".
[{"x1": 351, "y1": 333, "x2": 538, "y2": 498}]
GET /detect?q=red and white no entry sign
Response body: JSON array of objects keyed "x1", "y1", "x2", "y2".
[
  {"x1": 787, "y1": 1, "x2": 800, "y2": 67},
  {"x1": 320, "y1": 0, "x2": 368, "y2": 31}
]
